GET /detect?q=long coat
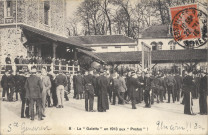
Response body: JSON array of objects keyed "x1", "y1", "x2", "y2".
[
  {"x1": 83, "y1": 74, "x2": 94, "y2": 95},
  {"x1": 199, "y1": 75, "x2": 207, "y2": 114},
  {"x1": 128, "y1": 77, "x2": 140, "y2": 98},
  {"x1": 1, "y1": 74, "x2": 8, "y2": 88},
  {"x1": 97, "y1": 75, "x2": 109, "y2": 111},
  {"x1": 183, "y1": 75, "x2": 194, "y2": 114},
  {"x1": 25, "y1": 75, "x2": 43, "y2": 99},
  {"x1": 75, "y1": 75, "x2": 84, "y2": 94},
  {"x1": 174, "y1": 75, "x2": 183, "y2": 92}
]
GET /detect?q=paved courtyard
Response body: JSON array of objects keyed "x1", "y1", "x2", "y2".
[{"x1": 0, "y1": 92, "x2": 207, "y2": 135}]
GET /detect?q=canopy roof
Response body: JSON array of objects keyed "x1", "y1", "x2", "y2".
[
  {"x1": 93, "y1": 49, "x2": 208, "y2": 64},
  {"x1": 21, "y1": 24, "x2": 92, "y2": 51}
]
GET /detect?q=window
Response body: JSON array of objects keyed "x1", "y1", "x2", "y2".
[
  {"x1": 152, "y1": 45, "x2": 157, "y2": 50},
  {"x1": 170, "y1": 44, "x2": 176, "y2": 50},
  {"x1": 158, "y1": 45, "x2": 162, "y2": 50},
  {"x1": 44, "y1": 1, "x2": 50, "y2": 25},
  {"x1": 6, "y1": 1, "x2": 12, "y2": 17},
  {"x1": 101, "y1": 46, "x2": 108, "y2": 49}
]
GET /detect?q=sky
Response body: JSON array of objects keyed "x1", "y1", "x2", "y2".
[{"x1": 66, "y1": 0, "x2": 83, "y2": 18}]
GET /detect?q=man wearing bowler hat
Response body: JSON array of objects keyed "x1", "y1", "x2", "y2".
[{"x1": 25, "y1": 66, "x2": 43, "y2": 120}]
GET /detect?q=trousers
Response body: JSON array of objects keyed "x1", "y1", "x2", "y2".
[
  {"x1": 56, "y1": 85, "x2": 65, "y2": 106},
  {"x1": 29, "y1": 98, "x2": 42, "y2": 120},
  {"x1": 85, "y1": 91, "x2": 94, "y2": 111}
]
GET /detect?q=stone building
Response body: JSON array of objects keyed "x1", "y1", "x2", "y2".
[{"x1": 0, "y1": 0, "x2": 70, "y2": 65}]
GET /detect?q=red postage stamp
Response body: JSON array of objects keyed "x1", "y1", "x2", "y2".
[{"x1": 170, "y1": 4, "x2": 207, "y2": 48}]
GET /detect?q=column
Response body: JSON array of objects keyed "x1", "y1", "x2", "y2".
[
  {"x1": 52, "y1": 42, "x2": 58, "y2": 58},
  {"x1": 142, "y1": 42, "x2": 144, "y2": 71}
]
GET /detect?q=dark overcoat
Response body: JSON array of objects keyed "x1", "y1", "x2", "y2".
[
  {"x1": 25, "y1": 75, "x2": 43, "y2": 99},
  {"x1": 97, "y1": 75, "x2": 109, "y2": 111}
]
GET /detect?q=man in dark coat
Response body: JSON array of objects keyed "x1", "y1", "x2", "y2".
[
  {"x1": 182, "y1": 71, "x2": 195, "y2": 115},
  {"x1": 144, "y1": 72, "x2": 152, "y2": 108},
  {"x1": 25, "y1": 66, "x2": 43, "y2": 120},
  {"x1": 138, "y1": 71, "x2": 146, "y2": 102},
  {"x1": 107, "y1": 73, "x2": 113, "y2": 103},
  {"x1": 199, "y1": 71, "x2": 207, "y2": 115},
  {"x1": 20, "y1": 71, "x2": 29, "y2": 118},
  {"x1": 14, "y1": 56, "x2": 20, "y2": 71},
  {"x1": 151, "y1": 74, "x2": 161, "y2": 103},
  {"x1": 75, "y1": 71, "x2": 84, "y2": 99},
  {"x1": 1, "y1": 70, "x2": 10, "y2": 101},
  {"x1": 158, "y1": 74, "x2": 166, "y2": 103},
  {"x1": 73, "y1": 74, "x2": 77, "y2": 98},
  {"x1": 8, "y1": 70, "x2": 16, "y2": 102},
  {"x1": 112, "y1": 73, "x2": 122, "y2": 105},
  {"x1": 84, "y1": 69, "x2": 95, "y2": 112},
  {"x1": 174, "y1": 72, "x2": 183, "y2": 102},
  {"x1": 15, "y1": 70, "x2": 22, "y2": 101},
  {"x1": 166, "y1": 72, "x2": 176, "y2": 103},
  {"x1": 5, "y1": 54, "x2": 12, "y2": 71},
  {"x1": 128, "y1": 71, "x2": 141, "y2": 109},
  {"x1": 93, "y1": 71, "x2": 99, "y2": 97},
  {"x1": 124, "y1": 71, "x2": 131, "y2": 102},
  {"x1": 97, "y1": 70, "x2": 109, "y2": 112}
]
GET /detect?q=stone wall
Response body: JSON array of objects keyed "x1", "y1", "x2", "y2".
[
  {"x1": 0, "y1": 0, "x2": 66, "y2": 36},
  {"x1": 0, "y1": 1, "x2": 4, "y2": 24},
  {"x1": 0, "y1": 0, "x2": 67, "y2": 65},
  {"x1": 0, "y1": 26, "x2": 27, "y2": 65}
]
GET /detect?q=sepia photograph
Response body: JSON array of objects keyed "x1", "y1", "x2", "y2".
[{"x1": 0, "y1": 0, "x2": 207, "y2": 135}]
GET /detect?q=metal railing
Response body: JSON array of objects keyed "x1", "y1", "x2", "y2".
[{"x1": 0, "y1": 63, "x2": 80, "y2": 75}]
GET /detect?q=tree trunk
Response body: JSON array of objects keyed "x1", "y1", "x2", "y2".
[{"x1": 158, "y1": 0, "x2": 165, "y2": 24}]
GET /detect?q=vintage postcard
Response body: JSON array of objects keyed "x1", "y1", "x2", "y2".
[{"x1": 0, "y1": 0, "x2": 207, "y2": 135}]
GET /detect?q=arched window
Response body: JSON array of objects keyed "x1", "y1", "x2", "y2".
[
  {"x1": 168, "y1": 40, "x2": 176, "y2": 50},
  {"x1": 157, "y1": 41, "x2": 163, "y2": 50},
  {"x1": 150, "y1": 41, "x2": 157, "y2": 50}
]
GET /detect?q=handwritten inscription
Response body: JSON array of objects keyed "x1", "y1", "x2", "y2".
[
  {"x1": 7, "y1": 122, "x2": 51, "y2": 135},
  {"x1": 156, "y1": 121, "x2": 205, "y2": 131}
]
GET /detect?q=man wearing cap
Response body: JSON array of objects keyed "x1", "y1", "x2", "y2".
[
  {"x1": 199, "y1": 71, "x2": 207, "y2": 115},
  {"x1": 129, "y1": 71, "x2": 141, "y2": 109},
  {"x1": 25, "y1": 66, "x2": 43, "y2": 120},
  {"x1": 84, "y1": 69, "x2": 95, "y2": 112},
  {"x1": 55, "y1": 70, "x2": 67, "y2": 108},
  {"x1": 97, "y1": 69, "x2": 109, "y2": 112},
  {"x1": 1, "y1": 70, "x2": 10, "y2": 101}
]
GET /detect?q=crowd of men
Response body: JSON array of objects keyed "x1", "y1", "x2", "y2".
[
  {"x1": 4, "y1": 54, "x2": 78, "y2": 72},
  {"x1": 1, "y1": 65, "x2": 207, "y2": 121}
]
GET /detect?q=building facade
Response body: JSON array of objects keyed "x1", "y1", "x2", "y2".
[
  {"x1": 0, "y1": 0, "x2": 66, "y2": 65},
  {"x1": 67, "y1": 35, "x2": 138, "y2": 53}
]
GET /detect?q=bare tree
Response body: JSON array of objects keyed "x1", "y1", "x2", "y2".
[{"x1": 65, "y1": 17, "x2": 79, "y2": 36}]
